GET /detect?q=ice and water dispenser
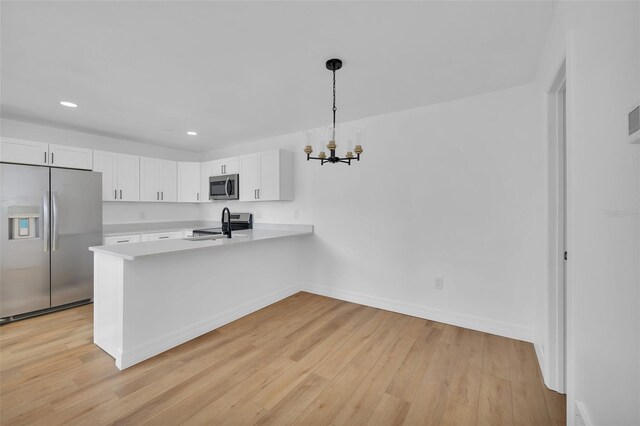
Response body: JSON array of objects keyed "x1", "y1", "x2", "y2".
[{"x1": 8, "y1": 206, "x2": 39, "y2": 240}]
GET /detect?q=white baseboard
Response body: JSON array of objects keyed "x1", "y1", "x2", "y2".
[
  {"x1": 534, "y1": 340, "x2": 547, "y2": 379},
  {"x1": 302, "y1": 283, "x2": 535, "y2": 342},
  {"x1": 118, "y1": 283, "x2": 301, "y2": 369}
]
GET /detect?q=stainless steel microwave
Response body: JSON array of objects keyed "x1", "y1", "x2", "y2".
[{"x1": 209, "y1": 174, "x2": 239, "y2": 200}]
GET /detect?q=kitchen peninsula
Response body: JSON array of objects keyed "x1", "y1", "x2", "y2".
[{"x1": 89, "y1": 224, "x2": 313, "y2": 369}]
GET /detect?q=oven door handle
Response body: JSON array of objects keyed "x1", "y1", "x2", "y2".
[{"x1": 225, "y1": 177, "x2": 230, "y2": 198}]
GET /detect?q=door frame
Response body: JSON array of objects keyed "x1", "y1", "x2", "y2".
[{"x1": 545, "y1": 58, "x2": 568, "y2": 393}]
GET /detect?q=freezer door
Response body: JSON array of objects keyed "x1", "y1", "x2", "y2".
[
  {"x1": 50, "y1": 168, "x2": 102, "y2": 306},
  {"x1": 0, "y1": 163, "x2": 51, "y2": 318}
]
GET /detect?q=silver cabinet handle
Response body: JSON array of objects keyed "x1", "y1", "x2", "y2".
[
  {"x1": 44, "y1": 152, "x2": 47, "y2": 164},
  {"x1": 120, "y1": 190, "x2": 123, "y2": 200},
  {"x1": 161, "y1": 191, "x2": 164, "y2": 200},
  {"x1": 157, "y1": 191, "x2": 159, "y2": 201},
  {"x1": 114, "y1": 189, "x2": 117, "y2": 200},
  {"x1": 159, "y1": 236, "x2": 169, "y2": 239},
  {"x1": 225, "y1": 178, "x2": 230, "y2": 197},
  {"x1": 254, "y1": 189, "x2": 257, "y2": 199},
  {"x1": 51, "y1": 152, "x2": 54, "y2": 164},
  {"x1": 116, "y1": 240, "x2": 129, "y2": 243},
  {"x1": 197, "y1": 192, "x2": 199, "y2": 201},
  {"x1": 43, "y1": 191, "x2": 50, "y2": 252},
  {"x1": 52, "y1": 191, "x2": 58, "y2": 251},
  {"x1": 258, "y1": 189, "x2": 260, "y2": 199}
]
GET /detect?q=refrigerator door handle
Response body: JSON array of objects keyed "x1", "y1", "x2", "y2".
[
  {"x1": 52, "y1": 191, "x2": 59, "y2": 251},
  {"x1": 43, "y1": 191, "x2": 50, "y2": 252}
]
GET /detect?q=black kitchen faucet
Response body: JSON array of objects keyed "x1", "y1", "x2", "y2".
[{"x1": 221, "y1": 207, "x2": 232, "y2": 239}]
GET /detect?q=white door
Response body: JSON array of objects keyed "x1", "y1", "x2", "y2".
[
  {"x1": 117, "y1": 154, "x2": 140, "y2": 201},
  {"x1": 93, "y1": 150, "x2": 118, "y2": 201},
  {"x1": 210, "y1": 159, "x2": 225, "y2": 176},
  {"x1": 258, "y1": 151, "x2": 279, "y2": 201},
  {"x1": 177, "y1": 162, "x2": 200, "y2": 202},
  {"x1": 238, "y1": 154, "x2": 259, "y2": 201},
  {"x1": 0, "y1": 138, "x2": 48, "y2": 166},
  {"x1": 158, "y1": 160, "x2": 177, "y2": 201},
  {"x1": 200, "y1": 161, "x2": 212, "y2": 202},
  {"x1": 49, "y1": 144, "x2": 93, "y2": 170},
  {"x1": 223, "y1": 157, "x2": 239, "y2": 174},
  {"x1": 139, "y1": 157, "x2": 159, "y2": 201}
]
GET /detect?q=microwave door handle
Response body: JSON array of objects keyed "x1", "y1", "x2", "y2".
[
  {"x1": 43, "y1": 191, "x2": 49, "y2": 252},
  {"x1": 225, "y1": 177, "x2": 230, "y2": 198}
]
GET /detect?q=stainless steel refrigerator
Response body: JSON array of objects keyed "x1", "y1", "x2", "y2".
[{"x1": 0, "y1": 163, "x2": 102, "y2": 321}]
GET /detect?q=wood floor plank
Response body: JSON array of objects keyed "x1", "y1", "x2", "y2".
[
  {"x1": 0, "y1": 293, "x2": 564, "y2": 426},
  {"x1": 482, "y1": 333, "x2": 511, "y2": 381},
  {"x1": 477, "y1": 373, "x2": 514, "y2": 426},
  {"x1": 367, "y1": 392, "x2": 411, "y2": 426}
]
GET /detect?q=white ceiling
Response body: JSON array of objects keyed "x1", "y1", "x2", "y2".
[{"x1": 1, "y1": 1, "x2": 557, "y2": 152}]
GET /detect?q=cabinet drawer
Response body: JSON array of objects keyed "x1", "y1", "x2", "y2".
[
  {"x1": 141, "y1": 231, "x2": 183, "y2": 242},
  {"x1": 104, "y1": 234, "x2": 141, "y2": 245}
]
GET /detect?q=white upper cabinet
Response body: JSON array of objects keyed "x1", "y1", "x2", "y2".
[
  {"x1": 238, "y1": 149, "x2": 293, "y2": 202},
  {"x1": 177, "y1": 162, "x2": 200, "y2": 202},
  {"x1": 210, "y1": 157, "x2": 238, "y2": 176},
  {"x1": 0, "y1": 138, "x2": 49, "y2": 166},
  {"x1": 238, "y1": 154, "x2": 259, "y2": 202},
  {"x1": 49, "y1": 144, "x2": 93, "y2": 170},
  {"x1": 1, "y1": 138, "x2": 92, "y2": 170},
  {"x1": 140, "y1": 157, "x2": 177, "y2": 202},
  {"x1": 118, "y1": 154, "x2": 140, "y2": 201},
  {"x1": 93, "y1": 151, "x2": 140, "y2": 201},
  {"x1": 200, "y1": 161, "x2": 212, "y2": 202}
]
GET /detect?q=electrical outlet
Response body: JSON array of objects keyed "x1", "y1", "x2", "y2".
[{"x1": 434, "y1": 277, "x2": 444, "y2": 290}]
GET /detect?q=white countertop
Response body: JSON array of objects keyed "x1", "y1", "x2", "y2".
[{"x1": 90, "y1": 226, "x2": 313, "y2": 260}]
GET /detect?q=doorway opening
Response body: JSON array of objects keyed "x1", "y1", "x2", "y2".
[{"x1": 546, "y1": 59, "x2": 567, "y2": 393}]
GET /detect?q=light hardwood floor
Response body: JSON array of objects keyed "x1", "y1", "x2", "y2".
[{"x1": 0, "y1": 292, "x2": 565, "y2": 425}]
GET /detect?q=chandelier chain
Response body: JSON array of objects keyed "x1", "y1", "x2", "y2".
[{"x1": 332, "y1": 70, "x2": 337, "y2": 132}]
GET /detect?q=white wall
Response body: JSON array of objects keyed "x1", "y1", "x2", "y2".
[
  {"x1": 1, "y1": 117, "x2": 203, "y2": 224},
  {"x1": 535, "y1": 2, "x2": 640, "y2": 425},
  {"x1": 201, "y1": 83, "x2": 546, "y2": 342}
]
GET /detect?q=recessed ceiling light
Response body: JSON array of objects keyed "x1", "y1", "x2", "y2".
[
  {"x1": 186, "y1": 131, "x2": 198, "y2": 136},
  {"x1": 60, "y1": 101, "x2": 78, "y2": 108}
]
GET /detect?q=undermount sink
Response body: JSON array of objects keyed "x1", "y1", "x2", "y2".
[{"x1": 182, "y1": 234, "x2": 247, "y2": 241}]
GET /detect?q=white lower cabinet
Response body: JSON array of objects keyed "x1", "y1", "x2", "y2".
[
  {"x1": 104, "y1": 234, "x2": 141, "y2": 245},
  {"x1": 239, "y1": 149, "x2": 293, "y2": 201},
  {"x1": 140, "y1": 231, "x2": 183, "y2": 242}
]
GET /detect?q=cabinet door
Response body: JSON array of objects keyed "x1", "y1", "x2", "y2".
[
  {"x1": 0, "y1": 138, "x2": 48, "y2": 166},
  {"x1": 223, "y1": 157, "x2": 239, "y2": 174},
  {"x1": 158, "y1": 160, "x2": 177, "y2": 202},
  {"x1": 210, "y1": 159, "x2": 224, "y2": 176},
  {"x1": 258, "y1": 151, "x2": 280, "y2": 201},
  {"x1": 238, "y1": 154, "x2": 259, "y2": 201},
  {"x1": 49, "y1": 144, "x2": 93, "y2": 170},
  {"x1": 200, "y1": 161, "x2": 212, "y2": 202},
  {"x1": 139, "y1": 157, "x2": 159, "y2": 201},
  {"x1": 177, "y1": 162, "x2": 200, "y2": 202},
  {"x1": 93, "y1": 150, "x2": 118, "y2": 201},
  {"x1": 117, "y1": 154, "x2": 140, "y2": 201}
]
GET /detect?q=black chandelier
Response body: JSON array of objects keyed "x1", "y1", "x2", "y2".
[{"x1": 304, "y1": 58, "x2": 363, "y2": 165}]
